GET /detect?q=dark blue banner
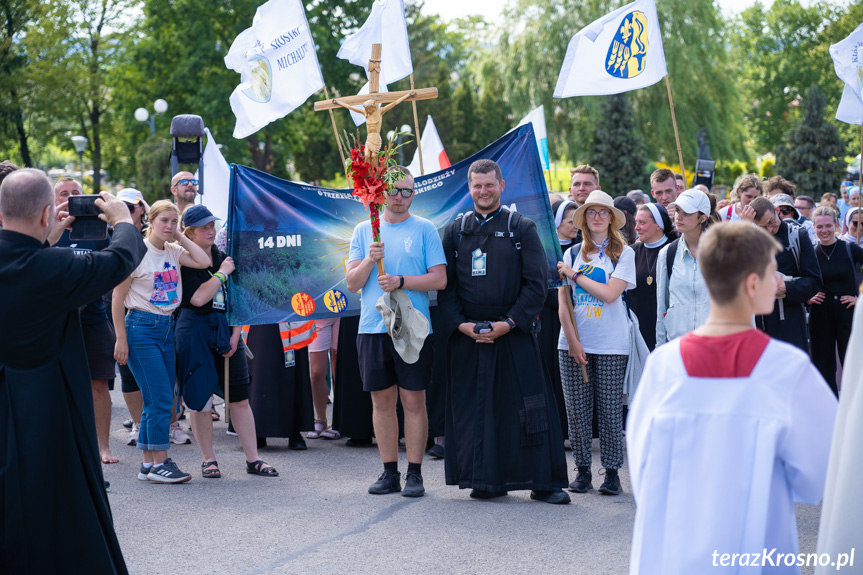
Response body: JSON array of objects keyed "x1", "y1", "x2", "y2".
[{"x1": 227, "y1": 124, "x2": 563, "y2": 325}]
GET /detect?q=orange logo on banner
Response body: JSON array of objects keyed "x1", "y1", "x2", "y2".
[{"x1": 291, "y1": 292, "x2": 315, "y2": 317}]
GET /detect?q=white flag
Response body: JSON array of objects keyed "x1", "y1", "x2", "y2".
[
  {"x1": 514, "y1": 106, "x2": 550, "y2": 170},
  {"x1": 554, "y1": 0, "x2": 667, "y2": 98},
  {"x1": 836, "y1": 83, "x2": 863, "y2": 125},
  {"x1": 225, "y1": 0, "x2": 324, "y2": 139},
  {"x1": 830, "y1": 23, "x2": 863, "y2": 125},
  {"x1": 407, "y1": 115, "x2": 450, "y2": 176},
  {"x1": 337, "y1": 0, "x2": 413, "y2": 86},
  {"x1": 194, "y1": 129, "x2": 231, "y2": 224}
]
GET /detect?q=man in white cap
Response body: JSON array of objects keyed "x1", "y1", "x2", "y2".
[{"x1": 346, "y1": 166, "x2": 446, "y2": 498}]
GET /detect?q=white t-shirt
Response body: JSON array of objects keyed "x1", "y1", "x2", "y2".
[
  {"x1": 722, "y1": 204, "x2": 742, "y2": 222},
  {"x1": 125, "y1": 239, "x2": 186, "y2": 315},
  {"x1": 558, "y1": 244, "x2": 636, "y2": 355}
]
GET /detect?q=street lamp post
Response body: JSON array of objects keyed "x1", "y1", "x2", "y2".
[
  {"x1": 71, "y1": 135, "x2": 88, "y2": 188},
  {"x1": 134, "y1": 98, "x2": 169, "y2": 136}
]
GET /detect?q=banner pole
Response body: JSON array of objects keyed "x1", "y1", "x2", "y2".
[
  {"x1": 323, "y1": 86, "x2": 347, "y2": 168},
  {"x1": 858, "y1": 124, "x2": 862, "y2": 244},
  {"x1": 224, "y1": 356, "x2": 230, "y2": 425},
  {"x1": 664, "y1": 75, "x2": 687, "y2": 185},
  {"x1": 409, "y1": 74, "x2": 424, "y2": 175}
]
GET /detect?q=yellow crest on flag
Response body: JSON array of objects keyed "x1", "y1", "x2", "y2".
[{"x1": 605, "y1": 11, "x2": 649, "y2": 79}]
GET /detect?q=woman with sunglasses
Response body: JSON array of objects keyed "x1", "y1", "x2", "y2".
[
  {"x1": 656, "y1": 189, "x2": 713, "y2": 347},
  {"x1": 113, "y1": 200, "x2": 210, "y2": 483},
  {"x1": 557, "y1": 190, "x2": 636, "y2": 496},
  {"x1": 807, "y1": 205, "x2": 863, "y2": 396}
]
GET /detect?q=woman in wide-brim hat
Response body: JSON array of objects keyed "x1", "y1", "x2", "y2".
[{"x1": 556, "y1": 189, "x2": 635, "y2": 496}]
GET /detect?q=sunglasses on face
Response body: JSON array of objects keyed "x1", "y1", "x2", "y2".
[
  {"x1": 387, "y1": 187, "x2": 414, "y2": 198},
  {"x1": 176, "y1": 179, "x2": 198, "y2": 186}
]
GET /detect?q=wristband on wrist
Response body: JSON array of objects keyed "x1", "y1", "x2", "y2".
[
  {"x1": 399, "y1": 275, "x2": 405, "y2": 289},
  {"x1": 214, "y1": 272, "x2": 227, "y2": 284}
]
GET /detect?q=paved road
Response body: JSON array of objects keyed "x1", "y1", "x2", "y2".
[{"x1": 102, "y1": 389, "x2": 823, "y2": 575}]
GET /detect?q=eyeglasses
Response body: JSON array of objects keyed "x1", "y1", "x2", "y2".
[
  {"x1": 176, "y1": 178, "x2": 198, "y2": 186},
  {"x1": 779, "y1": 207, "x2": 797, "y2": 216},
  {"x1": 586, "y1": 209, "x2": 611, "y2": 219},
  {"x1": 387, "y1": 187, "x2": 414, "y2": 198}
]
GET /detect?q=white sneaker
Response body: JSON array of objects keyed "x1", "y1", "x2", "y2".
[
  {"x1": 170, "y1": 422, "x2": 191, "y2": 445},
  {"x1": 127, "y1": 423, "x2": 139, "y2": 446}
]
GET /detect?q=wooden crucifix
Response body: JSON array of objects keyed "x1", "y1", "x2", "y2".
[{"x1": 314, "y1": 43, "x2": 438, "y2": 164}]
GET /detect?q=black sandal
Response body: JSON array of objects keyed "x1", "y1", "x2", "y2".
[
  {"x1": 202, "y1": 460, "x2": 221, "y2": 479},
  {"x1": 246, "y1": 460, "x2": 278, "y2": 477},
  {"x1": 210, "y1": 407, "x2": 220, "y2": 421}
]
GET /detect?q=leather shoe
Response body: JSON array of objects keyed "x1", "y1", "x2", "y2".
[
  {"x1": 425, "y1": 443, "x2": 445, "y2": 459},
  {"x1": 288, "y1": 433, "x2": 307, "y2": 450},
  {"x1": 469, "y1": 488, "x2": 506, "y2": 499},
  {"x1": 345, "y1": 437, "x2": 373, "y2": 447},
  {"x1": 530, "y1": 489, "x2": 571, "y2": 504}
]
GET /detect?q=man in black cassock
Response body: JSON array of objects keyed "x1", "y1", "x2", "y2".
[
  {"x1": 0, "y1": 169, "x2": 145, "y2": 573},
  {"x1": 438, "y1": 159, "x2": 570, "y2": 504}
]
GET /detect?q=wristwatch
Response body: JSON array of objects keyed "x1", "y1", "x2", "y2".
[
  {"x1": 399, "y1": 275, "x2": 405, "y2": 289},
  {"x1": 503, "y1": 317, "x2": 516, "y2": 332}
]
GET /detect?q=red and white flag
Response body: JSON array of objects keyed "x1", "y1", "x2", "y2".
[{"x1": 407, "y1": 115, "x2": 450, "y2": 176}]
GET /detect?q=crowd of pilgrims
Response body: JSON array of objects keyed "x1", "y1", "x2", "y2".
[{"x1": 13, "y1": 163, "x2": 862, "y2": 487}]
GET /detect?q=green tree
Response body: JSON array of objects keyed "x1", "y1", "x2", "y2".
[
  {"x1": 775, "y1": 85, "x2": 845, "y2": 199},
  {"x1": 447, "y1": 78, "x2": 479, "y2": 162},
  {"x1": 590, "y1": 93, "x2": 647, "y2": 194}
]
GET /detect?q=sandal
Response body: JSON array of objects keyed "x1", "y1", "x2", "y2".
[
  {"x1": 246, "y1": 460, "x2": 278, "y2": 477},
  {"x1": 306, "y1": 419, "x2": 327, "y2": 439},
  {"x1": 211, "y1": 407, "x2": 220, "y2": 421},
  {"x1": 320, "y1": 426, "x2": 341, "y2": 440},
  {"x1": 201, "y1": 460, "x2": 221, "y2": 479}
]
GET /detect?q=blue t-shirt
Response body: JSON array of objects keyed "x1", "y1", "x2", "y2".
[{"x1": 348, "y1": 214, "x2": 446, "y2": 334}]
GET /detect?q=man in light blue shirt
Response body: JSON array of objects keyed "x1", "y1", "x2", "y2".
[{"x1": 346, "y1": 166, "x2": 446, "y2": 498}]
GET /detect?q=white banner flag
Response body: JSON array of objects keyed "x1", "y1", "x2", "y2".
[
  {"x1": 337, "y1": 0, "x2": 412, "y2": 86},
  {"x1": 407, "y1": 115, "x2": 450, "y2": 176},
  {"x1": 225, "y1": 0, "x2": 324, "y2": 139},
  {"x1": 194, "y1": 129, "x2": 231, "y2": 224},
  {"x1": 830, "y1": 23, "x2": 863, "y2": 125},
  {"x1": 514, "y1": 106, "x2": 550, "y2": 170},
  {"x1": 554, "y1": 0, "x2": 667, "y2": 98}
]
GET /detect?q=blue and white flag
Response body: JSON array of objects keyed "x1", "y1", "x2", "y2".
[
  {"x1": 830, "y1": 23, "x2": 863, "y2": 125},
  {"x1": 514, "y1": 106, "x2": 550, "y2": 170},
  {"x1": 225, "y1": 0, "x2": 324, "y2": 139},
  {"x1": 554, "y1": 0, "x2": 667, "y2": 98}
]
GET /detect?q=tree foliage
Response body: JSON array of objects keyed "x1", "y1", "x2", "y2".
[
  {"x1": 775, "y1": 85, "x2": 845, "y2": 199},
  {"x1": 590, "y1": 93, "x2": 647, "y2": 195}
]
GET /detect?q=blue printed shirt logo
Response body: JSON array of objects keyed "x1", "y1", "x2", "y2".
[{"x1": 605, "y1": 11, "x2": 649, "y2": 79}]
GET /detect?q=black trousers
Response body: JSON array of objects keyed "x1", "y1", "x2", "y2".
[{"x1": 809, "y1": 297, "x2": 854, "y2": 397}]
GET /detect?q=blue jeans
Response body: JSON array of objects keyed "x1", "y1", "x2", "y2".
[{"x1": 126, "y1": 309, "x2": 176, "y2": 451}]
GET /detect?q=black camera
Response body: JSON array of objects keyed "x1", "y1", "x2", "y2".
[{"x1": 68, "y1": 195, "x2": 107, "y2": 240}]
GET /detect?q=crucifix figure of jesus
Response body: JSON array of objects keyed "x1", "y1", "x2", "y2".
[{"x1": 314, "y1": 43, "x2": 438, "y2": 163}]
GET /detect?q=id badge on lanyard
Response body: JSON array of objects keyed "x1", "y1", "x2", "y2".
[
  {"x1": 284, "y1": 349, "x2": 296, "y2": 368},
  {"x1": 212, "y1": 283, "x2": 226, "y2": 310},
  {"x1": 471, "y1": 248, "x2": 487, "y2": 276}
]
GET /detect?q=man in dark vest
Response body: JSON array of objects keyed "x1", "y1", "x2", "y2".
[
  {"x1": 438, "y1": 159, "x2": 570, "y2": 504},
  {"x1": 0, "y1": 168, "x2": 145, "y2": 573}
]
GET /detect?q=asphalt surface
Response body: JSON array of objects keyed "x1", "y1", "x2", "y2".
[{"x1": 103, "y1": 388, "x2": 823, "y2": 575}]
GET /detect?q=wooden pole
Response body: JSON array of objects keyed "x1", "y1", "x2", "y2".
[
  {"x1": 323, "y1": 86, "x2": 346, "y2": 168},
  {"x1": 409, "y1": 74, "x2": 424, "y2": 176},
  {"x1": 562, "y1": 285, "x2": 589, "y2": 382},
  {"x1": 224, "y1": 357, "x2": 230, "y2": 425},
  {"x1": 664, "y1": 75, "x2": 687, "y2": 186}
]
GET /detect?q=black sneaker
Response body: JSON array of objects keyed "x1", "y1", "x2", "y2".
[
  {"x1": 598, "y1": 468, "x2": 622, "y2": 495},
  {"x1": 137, "y1": 463, "x2": 151, "y2": 481},
  {"x1": 147, "y1": 458, "x2": 192, "y2": 484},
  {"x1": 569, "y1": 467, "x2": 592, "y2": 493},
  {"x1": 122, "y1": 419, "x2": 133, "y2": 430},
  {"x1": 368, "y1": 470, "x2": 401, "y2": 494},
  {"x1": 402, "y1": 471, "x2": 425, "y2": 497},
  {"x1": 425, "y1": 444, "x2": 445, "y2": 459}
]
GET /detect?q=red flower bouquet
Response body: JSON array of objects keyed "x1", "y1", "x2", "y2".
[{"x1": 344, "y1": 133, "x2": 404, "y2": 247}]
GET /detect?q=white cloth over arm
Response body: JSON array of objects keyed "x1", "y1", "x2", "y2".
[{"x1": 627, "y1": 339, "x2": 837, "y2": 575}]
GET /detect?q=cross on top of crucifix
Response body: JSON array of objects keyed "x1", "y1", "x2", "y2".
[{"x1": 314, "y1": 43, "x2": 438, "y2": 162}]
